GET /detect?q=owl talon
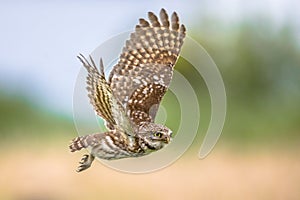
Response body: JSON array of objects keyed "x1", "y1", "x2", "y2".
[
  {"x1": 79, "y1": 154, "x2": 89, "y2": 164},
  {"x1": 76, "y1": 154, "x2": 95, "y2": 172}
]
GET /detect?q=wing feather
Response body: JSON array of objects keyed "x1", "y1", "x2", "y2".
[{"x1": 78, "y1": 54, "x2": 134, "y2": 134}]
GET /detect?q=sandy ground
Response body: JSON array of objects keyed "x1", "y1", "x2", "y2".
[{"x1": 0, "y1": 143, "x2": 299, "y2": 200}]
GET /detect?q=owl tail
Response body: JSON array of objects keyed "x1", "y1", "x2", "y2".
[
  {"x1": 69, "y1": 135, "x2": 87, "y2": 152},
  {"x1": 69, "y1": 134, "x2": 101, "y2": 152}
]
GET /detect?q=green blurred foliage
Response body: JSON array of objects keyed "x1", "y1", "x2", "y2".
[
  {"x1": 190, "y1": 17, "x2": 300, "y2": 144},
  {"x1": 0, "y1": 92, "x2": 74, "y2": 143}
]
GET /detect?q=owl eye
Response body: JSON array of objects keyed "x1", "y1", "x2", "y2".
[{"x1": 153, "y1": 132, "x2": 163, "y2": 137}]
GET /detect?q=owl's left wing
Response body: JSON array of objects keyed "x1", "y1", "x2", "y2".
[
  {"x1": 108, "y1": 9, "x2": 186, "y2": 125},
  {"x1": 78, "y1": 54, "x2": 134, "y2": 135}
]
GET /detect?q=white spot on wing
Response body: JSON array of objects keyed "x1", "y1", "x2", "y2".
[{"x1": 133, "y1": 79, "x2": 141, "y2": 84}]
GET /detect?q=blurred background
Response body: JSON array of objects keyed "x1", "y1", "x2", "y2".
[{"x1": 0, "y1": 0, "x2": 299, "y2": 199}]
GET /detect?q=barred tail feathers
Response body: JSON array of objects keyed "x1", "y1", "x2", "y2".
[{"x1": 69, "y1": 134, "x2": 102, "y2": 152}]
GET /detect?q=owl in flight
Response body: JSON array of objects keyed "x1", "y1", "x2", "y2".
[{"x1": 69, "y1": 8, "x2": 186, "y2": 172}]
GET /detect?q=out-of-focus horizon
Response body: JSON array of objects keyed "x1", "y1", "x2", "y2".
[{"x1": 1, "y1": 1, "x2": 300, "y2": 200}]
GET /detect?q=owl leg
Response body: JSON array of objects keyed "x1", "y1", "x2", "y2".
[{"x1": 76, "y1": 154, "x2": 95, "y2": 172}]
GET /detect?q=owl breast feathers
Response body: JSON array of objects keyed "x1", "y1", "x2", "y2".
[{"x1": 69, "y1": 8, "x2": 186, "y2": 172}]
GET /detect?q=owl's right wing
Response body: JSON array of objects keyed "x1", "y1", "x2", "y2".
[
  {"x1": 108, "y1": 9, "x2": 186, "y2": 125},
  {"x1": 78, "y1": 54, "x2": 134, "y2": 135}
]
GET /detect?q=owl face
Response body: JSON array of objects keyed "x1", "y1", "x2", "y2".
[{"x1": 137, "y1": 122, "x2": 172, "y2": 151}]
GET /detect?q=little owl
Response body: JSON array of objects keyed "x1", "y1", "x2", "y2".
[{"x1": 69, "y1": 8, "x2": 186, "y2": 172}]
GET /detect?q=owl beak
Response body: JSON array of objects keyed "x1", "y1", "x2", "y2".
[{"x1": 165, "y1": 136, "x2": 170, "y2": 143}]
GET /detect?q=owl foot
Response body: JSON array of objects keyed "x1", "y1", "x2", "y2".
[{"x1": 76, "y1": 154, "x2": 95, "y2": 172}]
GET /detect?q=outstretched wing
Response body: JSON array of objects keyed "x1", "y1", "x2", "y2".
[
  {"x1": 108, "y1": 8, "x2": 186, "y2": 125},
  {"x1": 78, "y1": 54, "x2": 134, "y2": 134}
]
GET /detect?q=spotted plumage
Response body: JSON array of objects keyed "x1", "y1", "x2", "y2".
[{"x1": 70, "y1": 8, "x2": 186, "y2": 172}]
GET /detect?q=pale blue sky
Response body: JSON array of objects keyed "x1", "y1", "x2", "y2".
[{"x1": 0, "y1": 0, "x2": 299, "y2": 115}]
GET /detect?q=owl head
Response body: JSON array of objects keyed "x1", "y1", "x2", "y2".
[{"x1": 137, "y1": 122, "x2": 172, "y2": 151}]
